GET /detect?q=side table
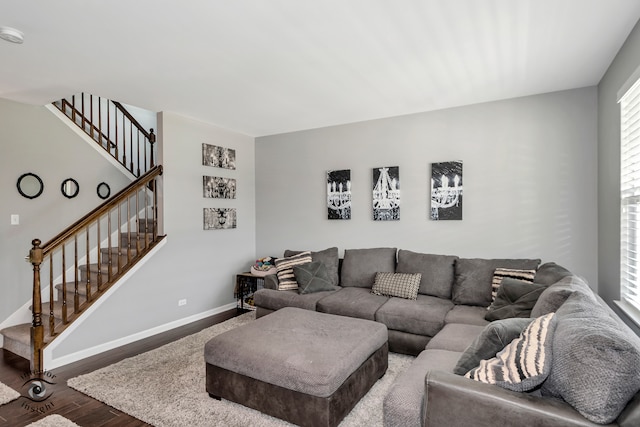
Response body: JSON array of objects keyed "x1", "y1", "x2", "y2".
[{"x1": 234, "y1": 272, "x2": 266, "y2": 312}]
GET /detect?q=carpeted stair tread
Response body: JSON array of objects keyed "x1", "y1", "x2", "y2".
[{"x1": 55, "y1": 281, "x2": 99, "y2": 297}]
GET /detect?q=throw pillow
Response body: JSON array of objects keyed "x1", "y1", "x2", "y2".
[
  {"x1": 491, "y1": 268, "x2": 536, "y2": 304},
  {"x1": 485, "y1": 279, "x2": 546, "y2": 321},
  {"x1": 371, "y1": 272, "x2": 421, "y2": 300},
  {"x1": 530, "y1": 275, "x2": 590, "y2": 317},
  {"x1": 454, "y1": 317, "x2": 534, "y2": 376},
  {"x1": 465, "y1": 312, "x2": 557, "y2": 392},
  {"x1": 284, "y1": 247, "x2": 340, "y2": 287},
  {"x1": 541, "y1": 291, "x2": 640, "y2": 424},
  {"x1": 293, "y1": 261, "x2": 337, "y2": 294},
  {"x1": 275, "y1": 251, "x2": 312, "y2": 291}
]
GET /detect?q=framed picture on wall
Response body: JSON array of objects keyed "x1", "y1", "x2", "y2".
[
  {"x1": 202, "y1": 143, "x2": 236, "y2": 170},
  {"x1": 203, "y1": 176, "x2": 236, "y2": 199},
  {"x1": 203, "y1": 208, "x2": 237, "y2": 230},
  {"x1": 372, "y1": 166, "x2": 400, "y2": 221},
  {"x1": 430, "y1": 161, "x2": 463, "y2": 220},
  {"x1": 327, "y1": 169, "x2": 352, "y2": 220}
]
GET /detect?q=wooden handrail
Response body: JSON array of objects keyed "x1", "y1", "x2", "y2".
[
  {"x1": 58, "y1": 99, "x2": 116, "y2": 148},
  {"x1": 112, "y1": 101, "x2": 152, "y2": 140}
]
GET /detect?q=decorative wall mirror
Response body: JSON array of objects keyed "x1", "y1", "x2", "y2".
[
  {"x1": 61, "y1": 178, "x2": 79, "y2": 199},
  {"x1": 97, "y1": 182, "x2": 111, "y2": 200},
  {"x1": 17, "y1": 172, "x2": 44, "y2": 199}
]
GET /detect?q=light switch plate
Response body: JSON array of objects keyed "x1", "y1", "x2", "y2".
[{"x1": 10, "y1": 214, "x2": 19, "y2": 225}]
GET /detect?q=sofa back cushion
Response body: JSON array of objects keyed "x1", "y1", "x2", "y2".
[
  {"x1": 284, "y1": 247, "x2": 340, "y2": 287},
  {"x1": 341, "y1": 247, "x2": 397, "y2": 288},
  {"x1": 530, "y1": 275, "x2": 590, "y2": 318},
  {"x1": 452, "y1": 258, "x2": 541, "y2": 307},
  {"x1": 396, "y1": 250, "x2": 458, "y2": 299},
  {"x1": 533, "y1": 262, "x2": 573, "y2": 286}
]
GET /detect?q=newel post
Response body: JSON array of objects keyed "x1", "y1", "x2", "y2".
[
  {"x1": 30, "y1": 239, "x2": 44, "y2": 372},
  {"x1": 149, "y1": 128, "x2": 156, "y2": 168}
]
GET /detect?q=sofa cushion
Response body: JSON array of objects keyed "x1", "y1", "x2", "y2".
[
  {"x1": 530, "y1": 275, "x2": 590, "y2": 317},
  {"x1": 396, "y1": 250, "x2": 458, "y2": 299},
  {"x1": 533, "y1": 262, "x2": 573, "y2": 286},
  {"x1": 375, "y1": 294, "x2": 453, "y2": 337},
  {"x1": 452, "y1": 258, "x2": 541, "y2": 307},
  {"x1": 542, "y1": 291, "x2": 640, "y2": 424},
  {"x1": 444, "y1": 305, "x2": 490, "y2": 327},
  {"x1": 490, "y1": 267, "x2": 536, "y2": 304},
  {"x1": 275, "y1": 251, "x2": 312, "y2": 290},
  {"x1": 485, "y1": 279, "x2": 546, "y2": 321},
  {"x1": 371, "y1": 272, "x2": 421, "y2": 300},
  {"x1": 293, "y1": 261, "x2": 338, "y2": 294},
  {"x1": 426, "y1": 323, "x2": 486, "y2": 353},
  {"x1": 465, "y1": 312, "x2": 557, "y2": 392},
  {"x1": 453, "y1": 317, "x2": 534, "y2": 375},
  {"x1": 316, "y1": 287, "x2": 389, "y2": 321},
  {"x1": 341, "y1": 247, "x2": 397, "y2": 288},
  {"x1": 253, "y1": 288, "x2": 338, "y2": 312},
  {"x1": 284, "y1": 247, "x2": 340, "y2": 287}
]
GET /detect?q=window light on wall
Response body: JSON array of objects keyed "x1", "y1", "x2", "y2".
[{"x1": 620, "y1": 72, "x2": 640, "y2": 316}]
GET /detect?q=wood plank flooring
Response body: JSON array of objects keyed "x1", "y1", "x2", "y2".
[{"x1": 0, "y1": 309, "x2": 239, "y2": 426}]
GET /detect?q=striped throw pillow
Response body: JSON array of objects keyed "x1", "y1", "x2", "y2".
[
  {"x1": 371, "y1": 272, "x2": 422, "y2": 300},
  {"x1": 491, "y1": 267, "x2": 536, "y2": 305},
  {"x1": 465, "y1": 312, "x2": 557, "y2": 392},
  {"x1": 275, "y1": 251, "x2": 312, "y2": 291}
]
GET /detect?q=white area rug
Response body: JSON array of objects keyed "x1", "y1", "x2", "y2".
[
  {"x1": 0, "y1": 381, "x2": 20, "y2": 406},
  {"x1": 26, "y1": 414, "x2": 80, "y2": 427},
  {"x1": 68, "y1": 312, "x2": 414, "y2": 426}
]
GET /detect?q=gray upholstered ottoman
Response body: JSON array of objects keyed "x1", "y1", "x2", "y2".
[{"x1": 205, "y1": 307, "x2": 388, "y2": 427}]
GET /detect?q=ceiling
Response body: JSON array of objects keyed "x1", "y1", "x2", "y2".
[{"x1": 1, "y1": 1, "x2": 640, "y2": 137}]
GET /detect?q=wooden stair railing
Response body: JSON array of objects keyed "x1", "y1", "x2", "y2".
[
  {"x1": 28, "y1": 165, "x2": 164, "y2": 371},
  {"x1": 53, "y1": 93, "x2": 156, "y2": 177}
]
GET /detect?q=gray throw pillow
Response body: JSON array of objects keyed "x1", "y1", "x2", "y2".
[
  {"x1": 284, "y1": 247, "x2": 340, "y2": 287},
  {"x1": 293, "y1": 261, "x2": 337, "y2": 294},
  {"x1": 341, "y1": 247, "x2": 397, "y2": 288},
  {"x1": 542, "y1": 291, "x2": 640, "y2": 424},
  {"x1": 453, "y1": 258, "x2": 541, "y2": 307},
  {"x1": 485, "y1": 279, "x2": 546, "y2": 321},
  {"x1": 395, "y1": 250, "x2": 458, "y2": 299},
  {"x1": 454, "y1": 317, "x2": 534, "y2": 376},
  {"x1": 530, "y1": 275, "x2": 590, "y2": 318}
]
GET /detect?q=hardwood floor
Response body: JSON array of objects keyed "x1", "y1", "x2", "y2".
[{"x1": 0, "y1": 309, "x2": 239, "y2": 426}]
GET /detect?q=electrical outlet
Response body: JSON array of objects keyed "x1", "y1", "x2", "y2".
[{"x1": 178, "y1": 299, "x2": 187, "y2": 306}]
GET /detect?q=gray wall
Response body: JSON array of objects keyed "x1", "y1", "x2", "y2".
[
  {"x1": 598, "y1": 19, "x2": 640, "y2": 331},
  {"x1": 256, "y1": 88, "x2": 598, "y2": 287},
  {"x1": 0, "y1": 99, "x2": 132, "y2": 324},
  {"x1": 52, "y1": 111, "x2": 256, "y2": 358}
]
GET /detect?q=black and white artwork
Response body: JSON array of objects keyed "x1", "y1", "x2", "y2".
[
  {"x1": 430, "y1": 161, "x2": 463, "y2": 220},
  {"x1": 203, "y1": 176, "x2": 236, "y2": 199},
  {"x1": 203, "y1": 208, "x2": 237, "y2": 230},
  {"x1": 327, "y1": 169, "x2": 351, "y2": 220},
  {"x1": 372, "y1": 166, "x2": 400, "y2": 221},
  {"x1": 202, "y1": 143, "x2": 236, "y2": 170}
]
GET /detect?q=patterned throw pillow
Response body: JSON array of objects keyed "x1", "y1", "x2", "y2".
[
  {"x1": 491, "y1": 268, "x2": 536, "y2": 305},
  {"x1": 275, "y1": 251, "x2": 312, "y2": 291},
  {"x1": 293, "y1": 261, "x2": 337, "y2": 294},
  {"x1": 371, "y1": 272, "x2": 422, "y2": 300},
  {"x1": 465, "y1": 312, "x2": 557, "y2": 392}
]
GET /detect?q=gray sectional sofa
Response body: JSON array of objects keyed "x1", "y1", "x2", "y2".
[{"x1": 253, "y1": 247, "x2": 640, "y2": 426}]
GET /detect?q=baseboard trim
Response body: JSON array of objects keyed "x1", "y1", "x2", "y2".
[{"x1": 46, "y1": 302, "x2": 237, "y2": 369}]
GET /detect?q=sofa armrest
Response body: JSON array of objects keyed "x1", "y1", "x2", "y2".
[
  {"x1": 264, "y1": 274, "x2": 279, "y2": 290},
  {"x1": 423, "y1": 371, "x2": 606, "y2": 427}
]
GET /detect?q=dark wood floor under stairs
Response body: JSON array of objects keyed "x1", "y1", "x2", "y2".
[{"x1": 0, "y1": 309, "x2": 238, "y2": 426}]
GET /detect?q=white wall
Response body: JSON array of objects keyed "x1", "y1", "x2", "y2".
[
  {"x1": 256, "y1": 88, "x2": 598, "y2": 287},
  {"x1": 51, "y1": 111, "x2": 256, "y2": 358},
  {"x1": 0, "y1": 98, "x2": 132, "y2": 324}
]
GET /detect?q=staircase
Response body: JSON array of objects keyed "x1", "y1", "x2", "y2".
[{"x1": 1, "y1": 95, "x2": 163, "y2": 371}]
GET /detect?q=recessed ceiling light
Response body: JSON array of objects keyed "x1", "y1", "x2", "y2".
[{"x1": 0, "y1": 26, "x2": 24, "y2": 44}]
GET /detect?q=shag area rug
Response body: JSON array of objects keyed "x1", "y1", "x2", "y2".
[
  {"x1": 27, "y1": 414, "x2": 80, "y2": 427},
  {"x1": 0, "y1": 381, "x2": 20, "y2": 406},
  {"x1": 68, "y1": 311, "x2": 414, "y2": 427}
]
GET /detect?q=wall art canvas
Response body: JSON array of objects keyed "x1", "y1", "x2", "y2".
[
  {"x1": 430, "y1": 161, "x2": 463, "y2": 220},
  {"x1": 202, "y1": 143, "x2": 236, "y2": 170},
  {"x1": 203, "y1": 176, "x2": 236, "y2": 199},
  {"x1": 327, "y1": 169, "x2": 352, "y2": 220},
  {"x1": 203, "y1": 208, "x2": 237, "y2": 230},
  {"x1": 372, "y1": 166, "x2": 400, "y2": 221}
]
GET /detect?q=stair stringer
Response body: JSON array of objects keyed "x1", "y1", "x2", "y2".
[
  {"x1": 42, "y1": 237, "x2": 168, "y2": 370},
  {"x1": 46, "y1": 104, "x2": 136, "y2": 180}
]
